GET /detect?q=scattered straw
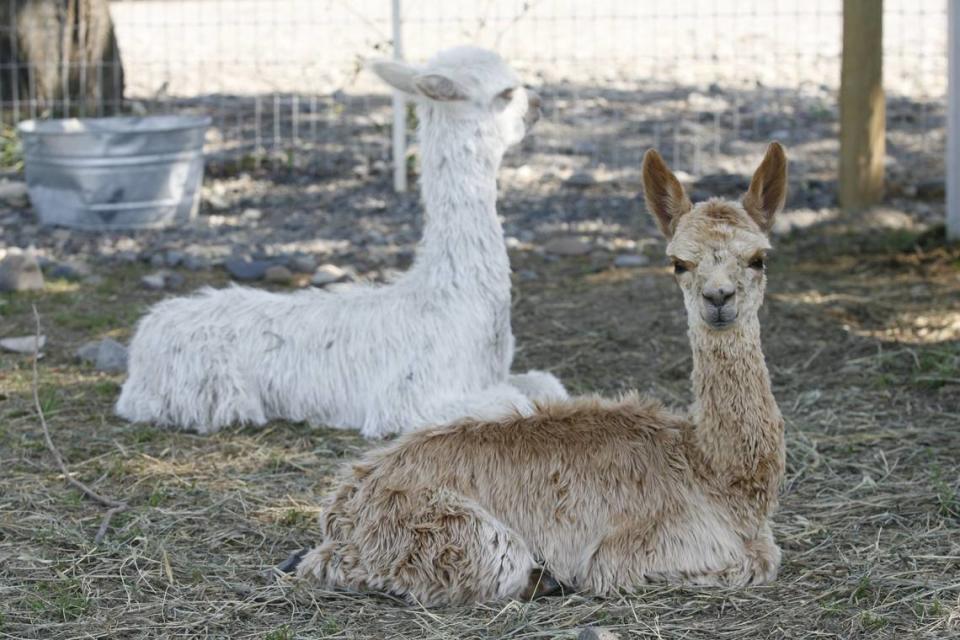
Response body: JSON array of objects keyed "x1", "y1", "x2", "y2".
[{"x1": 31, "y1": 304, "x2": 128, "y2": 544}]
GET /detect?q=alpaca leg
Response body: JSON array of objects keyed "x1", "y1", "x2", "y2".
[
  {"x1": 577, "y1": 519, "x2": 753, "y2": 593},
  {"x1": 740, "y1": 523, "x2": 781, "y2": 585},
  {"x1": 296, "y1": 488, "x2": 538, "y2": 606},
  {"x1": 509, "y1": 370, "x2": 568, "y2": 404}
]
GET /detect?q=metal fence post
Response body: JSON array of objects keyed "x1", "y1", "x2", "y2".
[
  {"x1": 949, "y1": 0, "x2": 959, "y2": 240},
  {"x1": 391, "y1": 0, "x2": 407, "y2": 193}
]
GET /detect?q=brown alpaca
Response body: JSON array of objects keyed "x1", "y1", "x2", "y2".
[{"x1": 286, "y1": 143, "x2": 789, "y2": 606}]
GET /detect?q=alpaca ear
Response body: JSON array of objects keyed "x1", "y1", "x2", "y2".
[
  {"x1": 742, "y1": 142, "x2": 788, "y2": 233},
  {"x1": 413, "y1": 74, "x2": 468, "y2": 102},
  {"x1": 369, "y1": 60, "x2": 420, "y2": 95},
  {"x1": 641, "y1": 149, "x2": 692, "y2": 239}
]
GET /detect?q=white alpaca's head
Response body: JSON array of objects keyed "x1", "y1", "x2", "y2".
[
  {"x1": 370, "y1": 46, "x2": 540, "y2": 149},
  {"x1": 642, "y1": 143, "x2": 788, "y2": 332}
]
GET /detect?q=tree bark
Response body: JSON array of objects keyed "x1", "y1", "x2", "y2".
[{"x1": 0, "y1": 0, "x2": 125, "y2": 117}]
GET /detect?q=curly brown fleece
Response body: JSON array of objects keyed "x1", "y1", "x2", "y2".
[{"x1": 294, "y1": 143, "x2": 789, "y2": 607}]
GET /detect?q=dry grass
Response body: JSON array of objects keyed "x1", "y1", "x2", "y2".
[{"x1": 1, "y1": 224, "x2": 959, "y2": 639}]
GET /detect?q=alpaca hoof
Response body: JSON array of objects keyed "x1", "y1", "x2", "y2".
[
  {"x1": 521, "y1": 567, "x2": 565, "y2": 600},
  {"x1": 276, "y1": 548, "x2": 310, "y2": 575}
]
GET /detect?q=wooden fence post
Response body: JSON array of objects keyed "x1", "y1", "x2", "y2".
[{"x1": 840, "y1": 0, "x2": 885, "y2": 212}]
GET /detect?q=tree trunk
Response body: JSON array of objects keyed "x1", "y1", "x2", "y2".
[{"x1": 0, "y1": 0, "x2": 125, "y2": 117}]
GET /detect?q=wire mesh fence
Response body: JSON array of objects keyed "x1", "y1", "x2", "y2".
[{"x1": 0, "y1": 0, "x2": 949, "y2": 193}]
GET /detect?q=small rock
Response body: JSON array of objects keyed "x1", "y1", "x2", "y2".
[
  {"x1": 311, "y1": 263, "x2": 348, "y2": 286},
  {"x1": 572, "y1": 140, "x2": 598, "y2": 155},
  {"x1": 165, "y1": 250, "x2": 185, "y2": 267},
  {"x1": 1, "y1": 335, "x2": 45, "y2": 354},
  {"x1": 0, "y1": 252, "x2": 45, "y2": 292},
  {"x1": 613, "y1": 254, "x2": 649, "y2": 268},
  {"x1": 366, "y1": 230, "x2": 387, "y2": 245},
  {"x1": 769, "y1": 129, "x2": 790, "y2": 141},
  {"x1": 205, "y1": 193, "x2": 229, "y2": 211},
  {"x1": 141, "y1": 272, "x2": 167, "y2": 290},
  {"x1": 241, "y1": 207, "x2": 263, "y2": 221},
  {"x1": 114, "y1": 250, "x2": 139, "y2": 263},
  {"x1": 544, "y1": 236, "x2": 592, "y2": 257},
  {"x1": 76, "y1": 338, "x2": 128, "y2": 373},
  {"x1": 565, "y1": 171, "x2": 596, "y2": 188},
  {"x1": 915, "y1": 179, "x2": 945, "y2": 201},
  {"x1": 517, "y1": 269, "x2": 539, "y2": 281},
  {"x1": 183, "y1": 254, "x2": 211, "y2": 271},
  {"x1": 164, "y1": 272, "x2": 185, "y2": 289},
  {"x1": 149, "y1": 253, "x2": 166, "y2": 269},
  {"x1": 84, "y1": 274, "x2": 105, "y2": 286},
  {"x1": 75, "y1": 340, "x2": 101, "y2": 362},
  {"x1": 0, "y1": 180, "x2": 29, "y2": 208},
  {"x1": 49, "y1": 259, "x2": 92, "y2": 281},
  {"x1": 265, "y1": 265, "x2": 293, "y2": 284},
  {"x1": 225, "y1": 258, "x2": 270, "y2": 281},
  {"x1": 94, "y1": 340, "x2": 127, "y2": 373},
  {"x1": 288, "y1": 255, "x2": 317, "y2": 273},
  {"x1": 50, "y1": 228, "x2": 71, "y2": 245}
]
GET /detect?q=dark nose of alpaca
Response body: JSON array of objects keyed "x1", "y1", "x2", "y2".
[{"x1": 703, "y1": 285, "x2": 735, "y2": 308}]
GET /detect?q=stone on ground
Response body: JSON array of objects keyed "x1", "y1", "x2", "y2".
[
  {"x1": 1, "y1": 335, "x2": 46, "y2": 354},
  {"x1": 311, "y1": 263, "x2": 348, "y2": 286},
  {"x1": 49, "y1": 259, "x2": 92, "y2": 281},
  {"x1": 225, "y1": 258, "x2": 270, "y2": 281},
  {"x1": 76, "y1": 338, "x2": 128, "y2": 373},
  {"x1": 265, "y1": 265, "x2": 293, "y2": 284},
  {"x1": 0, "y1": 181, "x2": 29, "y2": 208},
  {"x1": 544, "y1": 236, "x2": 592, "y2": 257},
  {"x1": 0, "y1": 252, "x2": 45, "y2": 292},
  {"x1": 613, "y1": 253, "x2": 649, "y2": 268}
]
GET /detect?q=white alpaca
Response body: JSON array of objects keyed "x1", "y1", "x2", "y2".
[{"x1": 116, "y1": 46, "x2": 568, "y2": 437}]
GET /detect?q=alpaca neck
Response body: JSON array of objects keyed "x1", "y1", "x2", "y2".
[
  {"x1": 688, "y1": 315, "x2": 784, "y2": 514},
  {"x1": 410, "y1": 107, "x2": 510, "y2": 294}
]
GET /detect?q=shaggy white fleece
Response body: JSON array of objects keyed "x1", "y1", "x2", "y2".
[{"x1": 116, "y1": 46, "x2": 567, "y2": 437}]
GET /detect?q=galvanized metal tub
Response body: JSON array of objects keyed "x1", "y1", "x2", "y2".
[{"x1": 18, "y1": 115, "x2": 211, "y2": 230}]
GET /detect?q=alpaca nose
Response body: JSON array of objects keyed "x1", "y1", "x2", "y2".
[{"x1": 703, "y1": 285, "x2": 735, "y2": 308}]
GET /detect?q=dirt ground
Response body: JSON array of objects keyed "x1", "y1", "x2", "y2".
[{"x1": 1, "y1": 193, "x2": 959, "y2": 638}]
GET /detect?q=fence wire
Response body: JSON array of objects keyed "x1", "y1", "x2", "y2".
[{"x1": 0, "y1": 0, "x2": 949, "y2": 190}]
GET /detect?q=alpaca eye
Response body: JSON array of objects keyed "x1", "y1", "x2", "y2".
[
  {"x1": 673, "y1": 261, "x2": 688, "y2": 275},
  {"x1": 748, "y1": 256, "x2": 765, "y2": 270},
  {"x1": 497, "y1": 87, "x2": 515, "y2": 102}
]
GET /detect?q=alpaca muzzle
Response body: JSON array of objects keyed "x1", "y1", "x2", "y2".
[{"x1": 702, "y1": 303, "x2": 738, "y2": 329}]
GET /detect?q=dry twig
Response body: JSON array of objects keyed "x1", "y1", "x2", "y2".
[{"x1": 31, "y1": 304, "x2": 128, "y2": 544}]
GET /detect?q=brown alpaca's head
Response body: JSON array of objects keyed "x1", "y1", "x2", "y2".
[{"x1": 641, "y1": 143, "x2": 787, "y2": 332}]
